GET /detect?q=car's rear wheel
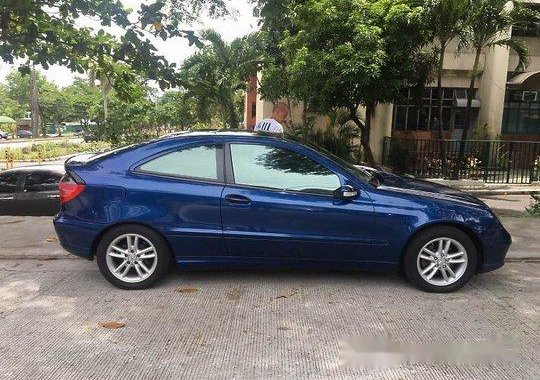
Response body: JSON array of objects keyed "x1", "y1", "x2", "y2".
[
  {"x1": 403, "y1": 226, "x2": 478, "y2": 293},
  {"x1": 96, "y1": 225, "x2": 171, "y2": 289}
]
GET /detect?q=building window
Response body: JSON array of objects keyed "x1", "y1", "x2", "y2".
[
  {"x1": 251, "y1": 102, "x2": 256, "y2": 118},
  {"x1": 502, "y1": 90, "x2": 540, "y2": 135},
  {"x1": 392, "y1": 88, "x2": 471, "y2": 131}
]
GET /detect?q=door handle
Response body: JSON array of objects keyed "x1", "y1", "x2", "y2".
[
  {"x1": 224, "y1": 194, "x2": 251, "y2": 205},
  {"x1": 0, "y1": 196, "x2": 14, "y2": 200},
  {"x1": 47, "y1": 194, "x2": 60, "y2": 199}
]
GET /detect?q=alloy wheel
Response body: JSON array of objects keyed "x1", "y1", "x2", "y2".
[
  {"x1": 416, "y1": 237, "x2": 468, "y2": 286},
  {"x1": 105, "y1": 233, "x2": 158, "y2": 283}
]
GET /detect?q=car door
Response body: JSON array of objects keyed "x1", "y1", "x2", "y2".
[
  {"x1": 221, "y1": 141, "x2": 375, "y2": 262},
  {"x1": 17, "y1": 170, "x2": 62, "y2": 216},
  {"x1": 132, "y1": 143, "x2": 226, "y2": 259},
  {"x1": 0, "y1": 172, "x2": 23, "y2": 216}
]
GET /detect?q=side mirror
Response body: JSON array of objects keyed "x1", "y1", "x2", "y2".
[{"x1": 334, "y1": 185, "x2": 358, "y2": 200}]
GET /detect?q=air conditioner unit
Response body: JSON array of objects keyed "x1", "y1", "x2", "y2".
[{"x1": 522, "y1": 91, "x2": 538, "y2": 102}]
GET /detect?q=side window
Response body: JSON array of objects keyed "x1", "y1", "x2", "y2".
[
  {"x1": 138, "y1": 145, "x2": 219, "y2": 180},
  {"x1": 24, "y1": 172, "x2": 62, "y2": 192},
  {"x1": 230, "y1": 144, "x2": 341, "y2": 195},
  {"x1": 0, "y1": 173, "x2": 20, "y2": 193}
]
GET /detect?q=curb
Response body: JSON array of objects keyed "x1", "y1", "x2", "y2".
[
  {"x1": 468, "y1": 189, "x2": 540, "y2": 196},
  {"x1": 0, "y1": 253, "x2": 75, "y2": 260}
]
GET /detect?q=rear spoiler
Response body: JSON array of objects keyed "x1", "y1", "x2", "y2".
[{"x1": 64, "y1": 153, "x2": 98, "y2": 169}]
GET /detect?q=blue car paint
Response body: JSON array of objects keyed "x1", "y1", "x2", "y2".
[{"x1": 54, "y1": 132, "x2": 511, "y2": 274}]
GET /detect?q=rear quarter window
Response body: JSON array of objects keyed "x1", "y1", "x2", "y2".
[{"x1": 137, "y1": 145, "x2": 219, "y2": 181}]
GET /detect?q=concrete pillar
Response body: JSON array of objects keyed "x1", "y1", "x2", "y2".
[
  {"x1": 477, "y1": 44, "x2": 510, "y2": 138},
  {"x1": 244, "y1": 76, "x2": 258, "y2": 129},
  {"x1": 255, "y1": 72, "x2": 274, "y2": 123},
  {"x1": 369, "y1": 103, "x2": 394, "y2": 164}
]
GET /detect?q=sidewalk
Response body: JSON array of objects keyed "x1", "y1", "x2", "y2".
[
  {"x1": 1, "y1": 215, "x2": 538, "y2": 261},
  {"x1": 428, "y1": 178, "x2": 540, "y2": 195}
]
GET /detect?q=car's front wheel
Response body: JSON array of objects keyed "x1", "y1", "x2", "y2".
[
  {"x1": 403, "y1": 226, "x2": 478, "y2": 293},
  {"x1": 96, "y1": 225, "x2": 171, "y2": 289}
]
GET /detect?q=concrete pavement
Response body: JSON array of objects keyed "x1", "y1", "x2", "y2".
[{"x1": 0, "y1": 259, "x2": 537, "y2": 379}]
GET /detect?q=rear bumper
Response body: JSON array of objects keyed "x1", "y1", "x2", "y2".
[{"x1": 53, "y1": 215, "x2": 105, "y2": 260}]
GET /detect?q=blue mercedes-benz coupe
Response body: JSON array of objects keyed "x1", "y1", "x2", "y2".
[{"x1": 54, "y1": 131, "x2": 511, "y2": 292}]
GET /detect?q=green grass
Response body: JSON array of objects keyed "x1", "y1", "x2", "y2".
[{"x1": 1, "y1": 140, "x2": 112, "y2": 161}]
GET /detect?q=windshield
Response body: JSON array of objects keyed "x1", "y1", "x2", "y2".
[{"x1": 288, "y1": 137, "x2": 379, "y2": 186}]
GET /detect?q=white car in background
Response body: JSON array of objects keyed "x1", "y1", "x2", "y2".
[{"x1": 0, "y1": 130, "x2": 8, "y2": 139}]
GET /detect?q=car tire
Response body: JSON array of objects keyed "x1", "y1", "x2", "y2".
[
  {"x1": 403, "y1": 226, "x2": 478, "y2": 293},
  {"x1": 96, "y1": 224, "x2": 171, "y2": 290}
]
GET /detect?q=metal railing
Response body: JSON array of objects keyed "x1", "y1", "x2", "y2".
[{"x1": 382, "y1": 137, "x2": 540, "y2": 184}]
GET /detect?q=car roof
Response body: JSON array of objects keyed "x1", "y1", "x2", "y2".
[
  {"x1": 161, "y1": 130, "x2": 263, "y2": 139},
  {"x1": 0, "y1": 165, "x2": 65, "y2": 174}
]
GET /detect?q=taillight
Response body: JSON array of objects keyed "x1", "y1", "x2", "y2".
[{"x1": 59, "y1": 174, "x2": 85, "y2": 204}]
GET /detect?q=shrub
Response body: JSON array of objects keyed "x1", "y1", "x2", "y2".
[
  {"x1": 526, "y1": 195, "x2": 540, "y2": 218},
  {"x1": 290, "y1": 109, "x2": 361, "y2": 163},
  {"x1": 0, "y1": 141, "x2": 112, "y2": 161},
  {"x1": 387, "y1": 140, "x2": 411, "y2": 174}
]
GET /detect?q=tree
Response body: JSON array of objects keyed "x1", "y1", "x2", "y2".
[
  {"x1": 253, "y1": 0, "x2": 301, "y2": 124},
  {"x1": 39, "y1": 84, "x2": 68, "y2": 135},
  {"x1": 62, "y1": 78, "x2": 101, "y2": 126},
  {"x1": 155, "y1": 91, "x2": 197, "y2": 130},
  {"x1": 180, "y1": 30, "x2": 263, "y2": 128},
  {"x1": 0, "y1": 0, "x2": 229, "y2": 94},
  {"x1": 0, "y1": 87, "x2": 25, "y2": 121},
  {"x1": 459, "y1": 0, "x2": 535, "y2": 141},
  {"x1": 3, "y1": 68, "x2": 60, "y2": 134},
  {"x1": 91, "y1": 85, "x2": 155, "y2": 145},
  {"x1": 424, "y1": 0, "x2": 469, "y2": 140},
  {"x1": 278, "y1": 0, "x2": 432, "y2": 165}
]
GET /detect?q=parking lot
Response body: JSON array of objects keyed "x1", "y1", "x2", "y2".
[{"x1": 0, "y1": 258, "x2": 538, "y2": 379}]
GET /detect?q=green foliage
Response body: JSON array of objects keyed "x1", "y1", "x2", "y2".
[
  {"x1": 0, "y1": 140, "x2": 111, "y2": 160},
  {"x1": 179, "y1": 30, "x2": 264, "y2": 128},
  {"x1": 155, "y1": 91, "x2": 197, "y2": 129},
  {"x1": 470, "y1": 123, "x2": 491, "y2": 140},
  {"x1": 290, "y1": 110, "x2": 361, "y2": 162},
  {"x1": 459, "y1": 0, "x2": 537, "y2": 73},
  {"x1": 386, "y1": 140, "x2": 411, "y2": 174},
  {"x1": 0, "y1": 69, "x2": 104, "y2": 134},
  {"x1": 526, "y1": 195, "x2": 540, "y2": 218},
  {"x1": 458, "y1": 0, "x2": 539, "y2": 142},
  {"x1": 93, "y1": 87, "x2": 156, "y2": 146},
  {"x1": 264, "y1": 0, "x2": 433, "y2": 164},
  {"x1": 0, "y1": 86, "x2": 25, "y2": 121},
  {"x1": 0, "y1": 0, "x2": 229, "y2": 95}
]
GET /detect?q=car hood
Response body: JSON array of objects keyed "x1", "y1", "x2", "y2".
[{"x1": 374, "y1": 171, "x2": 486, "y2": 207}]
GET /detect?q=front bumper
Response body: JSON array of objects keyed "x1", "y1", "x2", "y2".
[
  {"x1": 53, "y1": 215, "x2": 105, "y2": 260},
  {"x1": 477, "y1": 224, "x2": 512, "y2": 273}
]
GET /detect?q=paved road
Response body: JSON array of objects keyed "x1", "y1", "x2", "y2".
[{"x1": 0, "y1": 259, "x2": 537, "y2": 379}]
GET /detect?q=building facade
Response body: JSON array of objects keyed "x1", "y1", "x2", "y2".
[{"x1": 246, "y1": 0, "x2": 540, "y2": 164}]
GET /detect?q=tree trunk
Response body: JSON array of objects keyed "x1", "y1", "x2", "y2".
[
  {"x1": 30, "y1": 68, "x2": 40, "y2": 137},
  {"x1": 228, "y1": 100, "x2": 238, "y2": 129},
  {"x1": 350, "y1": 105, "x2": 375, "y2": 166},
  {"x1": 462, "y1": 48, "x2": 482, "y2": 142},
  {"x1": 286, "y1": 97, "x2": 293, "y2": 129},
  {"x1": 436, "y1": 47, "x2": 447, "y2": 177},
  {"x1": 436, "y1": 49, "x2": 445, "y2": 140},
  {"x1": 455, "y1": 48, "x2": 482, "y2": 178},
  {"x1": 102, "y1": 89, "x2": 109, "y2": 122}
]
